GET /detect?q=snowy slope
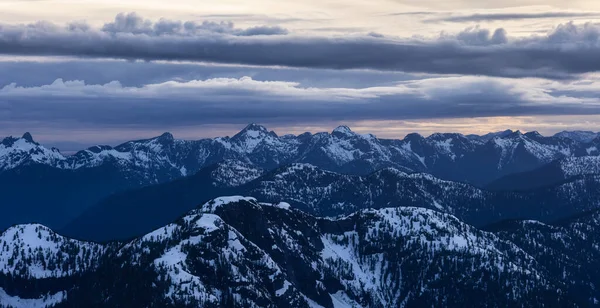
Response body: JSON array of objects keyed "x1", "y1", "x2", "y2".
[
  {"x1": 210, "y1": 159, "x2": 264, "y2": 187},
  {"x1": 1, "y1": 196, "x2": 593, "y2": 307},
  {"x1": 559, "y1": 156, "x2": 600, "y2": 178},
  {"x1": 199, "y1": 197, "x2": 566, "y2": 307},
  {"x1": 0, "y1": 224, "x2": 105, "y2": 278},
  {"x1": 118, "y1": 207, "x2": 307, "y2": 307},
  {"x1": 491, "y1": 210, "x2": 600, "y2": 306}
]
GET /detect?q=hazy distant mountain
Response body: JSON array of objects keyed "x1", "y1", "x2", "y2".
[
  {"x1": 62, "y1": 162, "x2": 600, "y2": 242},
  {"x1": 554, "y1": 130, "x2": 600, "y2": 143},
  {"x1": 487, "y1": 156, "x2": 600, "y2": 191}
]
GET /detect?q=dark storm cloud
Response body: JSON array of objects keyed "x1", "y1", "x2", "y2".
[
  {"x1": 2, "y1": 14, "x2": 600, "y2": 79},
  {"x1": 427, "y1": 12, "x2": 600, "y2": 23},
  {"x1": 0, "y1": 76, "x2": 598, "y2": 130}
]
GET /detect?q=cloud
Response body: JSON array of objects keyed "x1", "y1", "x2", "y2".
[
  {"x1": 387, "y1": 11, "x2": 437, "y2": 16},
  {"x1": 450, "y1": 26, "x2": 507, "y2": 45},
  {"x1": 1, "y1": 75, "x2": 599, "y2": 131},
  {"x1": 3, "y1": 14, "x2": 600, "y2": 79},
  {"x1": 426, "y1": 12, "x2": 600, "y2": 23},
  {"x1": 0, "y1": 58, "x2": 422, "y2": 89},
  {"x1": 101, "y1": 12, "x2": 288, "y2": 36}
]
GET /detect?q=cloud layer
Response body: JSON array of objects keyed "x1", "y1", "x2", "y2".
[
  {"x1": 3, "y1": 14, "x2": 600, "y2": 78},
  {"x1": 1, "y1": 75, "x2": 599, "y2": 131},
  {"x1": 426, "y1": 12, "x2": 600, "y2": 23}
]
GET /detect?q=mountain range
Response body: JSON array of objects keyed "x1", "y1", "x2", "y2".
[
  {"x1": 1, "y1": 125, "x2": 599, "y2": 232},
  {"x1": 0, "y1": 124, "x2": 600, "y2": 233},
  {"x1": 1, "y1": 125, "x2": 600, "y2": 307}
]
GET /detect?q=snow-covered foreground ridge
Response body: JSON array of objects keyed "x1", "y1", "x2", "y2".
[{"x1": 1, "y1": 196, "x2": 598, "y2": 307}]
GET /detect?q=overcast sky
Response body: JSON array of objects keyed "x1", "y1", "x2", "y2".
[{"x1": 1, "y1": 0, "x2": 600, "y2": 149}]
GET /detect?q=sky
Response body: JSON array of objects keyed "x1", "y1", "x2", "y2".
[{"x1": 1, "y1": 0, "x2": 600, "y2": 150}]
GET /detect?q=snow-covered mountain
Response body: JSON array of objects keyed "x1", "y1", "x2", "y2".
[
  {"x1": 244, "y1": 163, "x2": 489, "y2": 218},
  {"x1": 0, "y1": 223, "x2": 108, "y2": 308},
  {"x1": 245, "y1": 163, "x2": 600, "y2": 225},
  {"x1": 0, "y1": 196, "x2": 591, "y2": 307},
  {"x1": 0, "y1": 224, "x2": 105, "y2": 279},
  {"x1": 3, "y1": 126, "x2": 598, "y2": 185},
  {"x1": 0, "y1": 133, "x2": 65, "y2": 171},
  {"x1": 2, "y1": 125, "x2": 600, "y2": 232}
]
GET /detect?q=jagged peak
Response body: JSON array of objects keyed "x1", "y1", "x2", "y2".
[
  {"x1": 234, "y1": 123, "x2": 277, "y2": 139},
  {"x1": 241, "y1": 123, "x2": 269, "y2": 134},
  {"x1": 245, "y1": 123, "x2": 268, "y2": 131},
  {"x1": 1, "y1": 133, "x2": 41, "y2": 149},
  {"x1": 503, "y1": 130, "x2": 523, "y2": 139},
  {"x1": 524, "y1": 131, "x2": 543, "y2": 138},
  {"x1": 21, "y1": 132, "x2": 35, "y2": 143}
]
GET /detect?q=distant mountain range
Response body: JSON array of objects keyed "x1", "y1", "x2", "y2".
[
  {"x1": 2, "y1": 125, "x2": 599, "y2": 183},
  {"x1": 1, "y1": 124, "x2": 599, "y2": 233},
  {"x1": 1, "y1": 196, "x2": 597, "y2": 307}
]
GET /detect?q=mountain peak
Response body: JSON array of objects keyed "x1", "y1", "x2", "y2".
[
  {"x1": 332, "y1": 125, "x2": 354, "y2": 136},
  {"x1": 524, "y1": 131, "x2": 542, "y2": 138},
  {"x1": 22, "y1": 132, "x2": 35, "y2": 143},
  {"x1": 404, "y1": 132, "x2": 424, "y2": 140},
  {"x1": 157, "y1": 132, "x2": 174, "y2": 141},
  {"x1": 505, "y1": 130, "x2": 523, "y2": 138},
  {"x1": 233, "y1": 123, "x2": 275, "y2": 139},
  {"x1": 243, "y1": 123, "x2": 268, "y2": 133}
]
